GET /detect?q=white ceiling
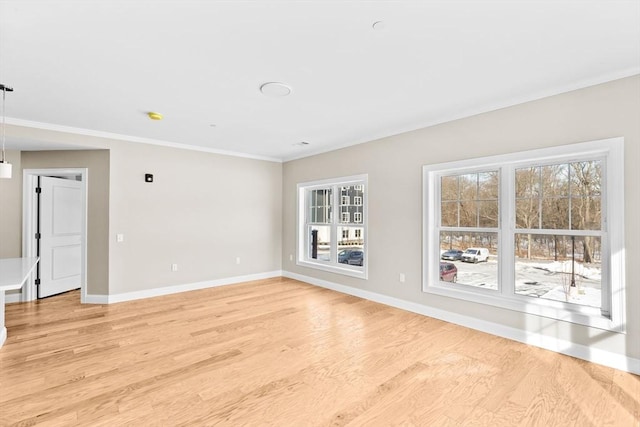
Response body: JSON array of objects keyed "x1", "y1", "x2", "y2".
[{"x1": 1, "y1": 1, "x2": 639, "y2": 161}]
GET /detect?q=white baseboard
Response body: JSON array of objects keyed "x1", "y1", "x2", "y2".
[
  {"x1": 4, "y1": 292, "x2": 22, "y2": 304},
  {"x1": 283, "y1": 271, "x2": 640, "y2": 376},
  {"x1": 101, "y1": 270, "x2": 284, "y2": 304}
]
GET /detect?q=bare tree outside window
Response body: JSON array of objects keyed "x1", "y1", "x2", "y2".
[
  {"x1": 439, "y1": 171, "x2": 499, "y2": 289},
  {"x1": 515, "y1": 160, "x2": 602, "y2": 308}
]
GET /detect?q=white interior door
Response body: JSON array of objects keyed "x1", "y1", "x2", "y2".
[{"x1": 39, "y1": 176, "x2": 83, "y2": 298}]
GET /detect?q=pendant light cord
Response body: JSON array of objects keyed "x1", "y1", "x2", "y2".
[
  {"x1": 0, "y1": 84, "x2": 12, "y2": 163},
  {"x1": 1, "y1": 86, "x2": 5, "y2": 163}
]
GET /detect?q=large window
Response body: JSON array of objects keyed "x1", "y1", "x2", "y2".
[
  {"x1": 423, "y1": 138, "x2": 625, "y2": 331},
  {"x1": 298, "y1": 175, "x2": 367, "y2": 278}
]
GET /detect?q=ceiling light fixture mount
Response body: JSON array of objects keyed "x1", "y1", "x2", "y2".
[
  {"x1": 0, "y1": 83, "x2": 14, "y2": 179},
  {"x1": 260, "y1": 82, "x2": 292, "y2": 97},
  {"x1": 147, "y1": 111, "x2": 163, "y2": 121}
]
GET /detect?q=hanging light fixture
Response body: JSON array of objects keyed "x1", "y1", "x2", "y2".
[{"x1": 0, "y1": 83, "x2": 14, "y2": 179}]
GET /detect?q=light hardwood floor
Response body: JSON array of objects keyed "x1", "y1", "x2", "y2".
[{"x1": 1, "y1": 277, "x2": 638, "y2": 426}]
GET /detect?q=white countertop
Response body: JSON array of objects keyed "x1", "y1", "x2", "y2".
[{"x1": 0, "y1": 257, "x2": 39, "y2": 291}]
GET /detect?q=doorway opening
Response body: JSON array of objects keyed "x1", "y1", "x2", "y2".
[{"x1": 22, "y1": 168, "x2": 88, "y2": 303}]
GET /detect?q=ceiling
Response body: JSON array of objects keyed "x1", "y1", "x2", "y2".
[{"x1": 1, "y1": 1, "x2": 639, "y2": 162}]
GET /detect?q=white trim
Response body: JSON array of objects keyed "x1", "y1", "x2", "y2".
[
  {"x1": 282, "y1": 270, "x2": 640, "y2": 376},
  {"x1": 93, "y1": 270, "x2": 283, "y2": 304},
  {"x1": 281, "y1": 69, "x2": 640, "y2": 162},
  {"x1": 6, "y1": 117, "x2": 281, "y2": 163},
  {"x1": 4, "y1": 292, "x2": 22, "y2": 304},
  {"x1": 22, "y1": 168, "x2": 89, "y2": 304},
  {"x1": 297, "y1": 174, "x2": 368, "y2": 280},
  {"x1": 422, "y1": 137, "x2": 625, "y2": 332},
  {"x1": 0, "y1": 327, "x2": 6, "y2": 348}
]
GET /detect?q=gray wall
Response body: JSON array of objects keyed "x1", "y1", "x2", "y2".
[
  {"x1": 0, "y1": 150, "x2": 22, "y2": 258},
  {"x1": 20, "y1": 150, "x2": 111, "y2": 296},
  {"x1": 282, "y1": 75, "x2": 640, "y2": 361},
  {"x1": 106, "y1": 140, "x2": 282, "y2": 295},
  {"x1": 1, "y1": 132, "x2": 282, "y2": 298}
]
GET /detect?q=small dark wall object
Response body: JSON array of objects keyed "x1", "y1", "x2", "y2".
[{"x1": 145, "y1": 174, "x2": 153, "y2": 183}]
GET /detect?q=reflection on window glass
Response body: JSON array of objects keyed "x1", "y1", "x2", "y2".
[
  {"x1": 439, "y1": 231, "x2": 498, "y2": 290},
  {"x1": 515, "y1": 234, "x2": 601, "y2": 308}
]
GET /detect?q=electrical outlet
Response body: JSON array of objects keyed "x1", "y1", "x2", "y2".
[
  {"x1": 116, "y1": 234, "x2": 124, "y2": 243},
  {"x1": 236, "y1": 257, "x2": 241, "y2": 265},
  {"x1": 289, "y1": 254, "x2": 293, "y2": 261},
  {"x1": 171, "y1": 264, "x2": 178, "y2": 272},
  {"x1": 399, "y1": 273, "x2": 406, "y2": 283}
]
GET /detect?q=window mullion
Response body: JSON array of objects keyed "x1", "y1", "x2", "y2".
[
  {"x1": 501, "y1": 166, "x2": 515, "y2": 296},
  {"x1": 330, "y1": 185, "x2": 338, "y2": 264}
]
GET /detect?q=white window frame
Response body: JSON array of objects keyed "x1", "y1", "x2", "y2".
[
  {"x1": 354, "y1": 196, "x2": 363, "y2": 206},
  {"x1": 354, "y1": 212, "x2": 362, "y2": 223},
  {"x1": 341, "y1": 195, "x2": 350, "y2": 205},
  {"x1": 423, "y1": 138, "x2": 625, "y2": 332},
  {"x1": 297, "y1": 174, "x2": 368, "y2": 279},
  {"x1": 341, "y1": 212, "x2": 350, "y2": 223}
]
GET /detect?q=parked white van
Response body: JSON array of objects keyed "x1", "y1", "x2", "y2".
[{"x1": 461, "y1": 247, "x2": 489, "y2": 263}]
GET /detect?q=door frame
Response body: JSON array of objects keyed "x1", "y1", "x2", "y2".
[{"x1": 22, "y1": 168, "x2": 89, "y2": 303}]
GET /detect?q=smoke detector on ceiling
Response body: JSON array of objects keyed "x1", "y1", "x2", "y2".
[{"x1": 260, "y1": 82, "x2": 292, "y2": 97}]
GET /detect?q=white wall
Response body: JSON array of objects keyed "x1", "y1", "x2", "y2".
[{"x1": 282, "y1": 75, "x2": 640, "y2": 367}]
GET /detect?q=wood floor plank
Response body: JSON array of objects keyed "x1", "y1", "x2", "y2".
[{"x1": 1, "y1": 277, "x2": 637, "y2": 426}]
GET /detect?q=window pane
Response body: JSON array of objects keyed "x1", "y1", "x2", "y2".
[
  {"x1": 309, "y1": 188, "x2": 332, "y2": 223},
  {"x1": 459, "y1": 201, "x2": 477, "y2": 227},
  {"x1": 542, "y1": 164, "x2": 569, "y2": 197},
  {"x1": 516, "y1": 167, "x2": 540, "y2": 198},
  {"x1": 309, "y1": 225, "x2": 331, "y2": 262},
  {"x1": 478, "y1": 200, "x2": 498, "y2": 228},
  {"x1": 571, "y1": 197, "x2": 601, "y2": 230},
  {"x1": 338, "y1": 226, "x2": 364, "y2": 267},
  {"x1": 515, "y1": 234, "x2": 601, "y2": 308},
  {"x1": 441, "y1": 201, "x2": 458, "y2": 227},
  {"x1": 570, "y1": 161, "x2": 601, "y2": 197},
  {"x1": 339, "y1": 185, "x2": 364, "y2": 224},
  {"x1": 541, "y1": 198, "x2": 569, "y2": 229},
  {"x1": 478, "y1": 171, "x2": 498, "y2": 199},
  {"x1": 439, "y1": 231, "x2": 498, "y2": 290},
  {"x1": 459, "y1": 174, "x2": 477, "y2": 200},
  {"x1": 516, "y1": 198, "x2": 540, "y2": 229},
  {"x1": 441, "y1": 176, "x2": 458, "y2": 201}
]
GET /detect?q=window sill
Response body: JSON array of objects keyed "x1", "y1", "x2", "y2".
[
  {"x1": 297, "y1": 259, "x2": 367, "y2": 280},
  {"x1": 423, "y1": 282, "x2": 623, "y2": 333}
]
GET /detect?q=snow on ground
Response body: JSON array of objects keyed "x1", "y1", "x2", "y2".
[
  {"x1": 452, "y1": 258, "x2": 602, "y2": 308},
  {"x1": 514, "y1": 259, "x2": 601, "y2": 308}
]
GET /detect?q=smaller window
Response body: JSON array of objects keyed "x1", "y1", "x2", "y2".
[
  {"x1": 354, "y1": 196, "x2": 362, "y2": 206},
  {"x1": 298, "y1": 174, "x2": 368, "y2": 279}
]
